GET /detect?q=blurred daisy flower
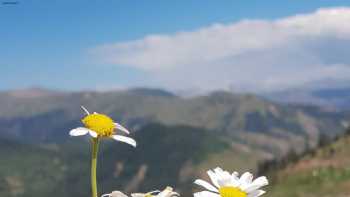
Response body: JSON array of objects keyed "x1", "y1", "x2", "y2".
[
  {"x1": 102, "y1": 187, "x2": 179, "y2": 197},
  {"x1": 101, "y1": 191, "x2": 129, "y2": 197},
  {"x1": 132, "y1": 187, "x2": 179, "y2": 197},
  {"x1": 69, "y1": 106, "x2": 136, "y2": 147},
  {"x1": 194, "y1": 167, "x2": 268, "y2": 197},
  {"x1": 101, "y1": 191, "x2": 128, "y2": 197}
]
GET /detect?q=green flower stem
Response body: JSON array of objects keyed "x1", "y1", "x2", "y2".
[{"x1": 91, "y1": 137, "x2": 100, "y2": 197}]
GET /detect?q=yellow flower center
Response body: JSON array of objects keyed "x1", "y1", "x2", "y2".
[
  {"x1": 82, "y1": 114, "x2": 115, "y2": 137},
  {"x1": 219, "y1": 187, "x2": 247, "y2": 197}
]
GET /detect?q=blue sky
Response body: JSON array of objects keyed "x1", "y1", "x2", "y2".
[{"x1": 2, "y1": 0, "x2": 350, "y2": 91}]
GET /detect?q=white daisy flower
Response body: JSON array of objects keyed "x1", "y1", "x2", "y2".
[
  {"x1": 131, "y1": 187, "x2": 179, "y2": 197},
  {"x1": 101, "y1": 191, "x2": 129, "y2": 197},
  {"x1": 194, "y1": 167, "x2": 268, "y2": 197},
  {"x1": 101, "y1": 187, "x2": 179, "y2": 197},
  {"x1": 69, "y1": 106, "x2": 136, "y2": 147}
]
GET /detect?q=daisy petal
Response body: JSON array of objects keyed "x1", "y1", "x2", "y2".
[
  {"x1": 232, "y1": 171, "x2": 239, "y2": 178},
  {"x1": 252, "y1": 176, "x2": 269, "y2": 187},
  {"x1": 217, "y1": 177, "x2": 233, "y2": 187},
  {"x1": 157, "y1": 187, "x2": 178, "y2": 197},
  {"x1": 193, "y1": 193, "x2": 201, "y2": 197},
  {"x1": 148, "y1": 190, "x2": 161, "y2": 195},
  {"x1": 170, "y1": 192, "x2": 180, "y2": 197},
  {"x1": 69, "y1": 127, "x2": 89, "y2": 136},
  {"x1": 157, "y1": 189, "x2": 171, "y2": 197},
  {"x1": 247, "y1": 190, "x2": 266, "y2": 197},
  {"x1": 89, "y1": 130, "x2": 98, "y2": 138},
  {"x1": 114, "y1": 122, "x2": 130, "y2": 134},
  {"x1": 194, "y1": 179, "x2": 219, "y2": 193},
  {"x1": 112, "y1": 135, "x2": 137, "y2": 147},
  {"x1": 243, "y1": 176, "x2": 269, "y2": 193},
  {"x1": 239, "y1": 172, "x2": 254, "y2": 190},
  {"x1": 194, "y1": 191, "x2": 220, "y2": 197},
  {"x1": 131, "y1": 193, "x2": 145, "y2": 197},
  {"x1": 131, "y1": 190, "x2": 161, "y2": 197},
  {"x1": 213, "y1": 167, "x2": 224, "y2": 175},
  {"x1": 81, "y1": 106, "x2": 90, "y2": 115},
  {"x1": 207, "y1": 170, "x2": 220, "y2": 188},
  {"x1": 109, "y1": 191, "x2": 129, "y2": 197},
  {"x1": 214, "y1": 167, "x2": 232, "y2": 181},
  {"x1": 231, "y1": 172, "x2": 240, "y2": 187},
  {"x1": 240, "y1": 172, "x2": 253, "y2": 183}
]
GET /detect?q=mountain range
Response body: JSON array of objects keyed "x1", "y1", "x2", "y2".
[{"x1": 0, "y1": 87, "x2": 349, "y2": 196}]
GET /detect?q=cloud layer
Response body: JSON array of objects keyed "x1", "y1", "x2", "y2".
[{"x1": 92, "y1": 7, "x2": 350, "y2": 92}]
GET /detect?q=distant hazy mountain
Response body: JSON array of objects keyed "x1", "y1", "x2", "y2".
[
  {"x1": 0, "y1": 88, "x2": 348, "y2": 159},
  {"x1": 128, "y1": 87, "x2": 176, "y2": 98},
  {"x1": 265, "y1": 87, "x2": 350, "y2": 110}
]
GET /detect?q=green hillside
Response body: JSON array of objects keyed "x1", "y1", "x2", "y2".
[
  {"x1": 268, "y1": 132, "x2": 350, "y2": 197},
  {"x1": 5, "y1": 125, "x2": 350, "y2": 197},
  {"x1": 0, "y1": 123, "x2": 262, "y2": 197}
]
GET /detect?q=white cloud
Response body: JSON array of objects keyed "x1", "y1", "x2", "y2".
[{"x1": 91, "y1": 7, "x2": 350, "y2": 92}]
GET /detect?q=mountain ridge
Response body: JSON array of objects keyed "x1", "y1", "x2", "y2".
[{"x1": 0, "y1": 88, "x2": 347, "y2": 159}]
